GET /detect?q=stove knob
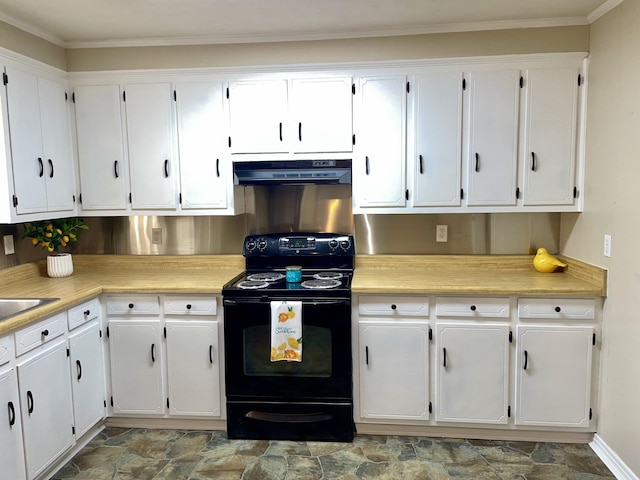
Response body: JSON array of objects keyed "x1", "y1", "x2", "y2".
[
  {"x1": 258, "y1": 239, "x2": 267, "y2": 250},
  {"x1": 246, "y1": 240, "x2": 256, "y2": 251},
  {"x1": 339, "y1": 239, "x2": 351, "y2": 250},
  {"x1": 329, "y1": 239, "x2": 339, "y2": 249}
]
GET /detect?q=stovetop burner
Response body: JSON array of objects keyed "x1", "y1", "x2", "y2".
[
  {"x1": 313, "y1": 272, "x2": 343, "y2": 280},
  {"x1": 247, "y1": 272, "x2": 285, "y2": 283},
  {"x1": 301, "y1": 279, "x2": 342, "y2": 289},
  {"x1": 237, "y1": 280, "x2": 270, "y2": 290}
]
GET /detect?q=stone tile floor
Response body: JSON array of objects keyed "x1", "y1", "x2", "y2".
[{"x1": 51, "y1": 428, "x2": 616, "y2": 480}]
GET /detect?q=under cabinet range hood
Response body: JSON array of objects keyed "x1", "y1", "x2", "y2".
[{"x1": 233, "y1": 160, "x2": 351, "y2": 185}]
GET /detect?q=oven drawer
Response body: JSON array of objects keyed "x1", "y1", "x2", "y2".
[
  {"x1": 436, "y1": 297, "x2": 510, "y2": 318},
  {"x1": 106, "y1": 296, "x2": 160, "y2": 316},
  {"x1": 518, "y1": 298, "x2": 595, "y2": 320},
  {"x1": 164, "y1": 296, "x2": 217, "y2": 316},
  {"x1": 358, "y1": 296, "x2": 429, "y2": 317}
]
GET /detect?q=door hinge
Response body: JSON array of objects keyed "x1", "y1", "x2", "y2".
[
  {"x1": 508, "y1": 405, "x2": 511, "y2": 417},
  {"x1": 78, "y1": 193, "x2": 83, "y2": 204},
  {"x1": 103, "y1": 400, "x2": 107, "y2": 408},
  {"x1": 405, "y1": 189, "x2": 409, "y2": 201},
  {"x1": 164, "y1": 327, "x2": 167, "y2": 339},
  {"x1": 509, "y1": 330, "x2": 513, "y2": 343},
  {"x1": 428, "y1": 402, "x2": 432, "y2": 414},
  {"x1": 72, "y1": 194, "x2": 76, "y2": 203},
  {"x1": 110, "y1": 396, "x2": 113, "y2": 407},
  {"x1": 106, "y1": 326, "x2": 110, "y2": 338},
  {"x1": 226, "y1": 87, "x2": 229, "y2": 99},
  {"x1": 519, "y1": 76, "x2": 524, "y2": 88},
  {"x1": 2, "y1": 72, "x2": 7, "y2": 85},
  {"x1": 578, "y1": 74, "x2": 583, "y2": 86},
  {"x1": 122, "y1": 91, "x2": 126, "y2": 102},
  {"x1": 406, "y1": 81, "x2": 410, "y2": 94},
  {"x1": 352, "y1": 134, "x2": 356, "y2": 146},
  {"x1": 129, "y1": 192, "x2": 132, "y2": 203},
  {"x1": 516, "y1": 187, "x2": 520, "y2": 199},
  {"x1": 12, "y1": 195, "x2": 17, "y2": 207},
  {"x1": 589, "y1": 407, "x2": 593, "y2": 420},
  {"x1": 573, "y1": 186, "x2": 578, "y2": 199},
  {"x1": 228, "y1": 136, "x2": 231, "y2": 148},
  {"x1": 352, "y1": 84, "x2": 356, "y2": 95},
  {"x1": 72, "y1": 425, "x2": 75, "y2": 435},
  {"x1": 460, "y1": 188, "x2": 464, "y2": 200},
  {"x1": 67, "y1": 348, "x2": 70, "y2": 357},
  {"x1": 462, "y1": 78, "x2": 466, "y2": 90},
  {"x1": 179, "y1": 193, "x2": 182, "y2": 204},
  {"x1": 99, "y1": 329, "x2": 102, "y2": 338},
  {"x1": 428, "y1": 328, "x2": 432, "y2": 341},
  {"x1": 72, "y1": 92, "x2": 76, "y2": 103},
  {"x1": 593, "y1": 333, "x2": 596, "y2": 346},
  {"x1": 65, "y1": 92, "x2": 68, "y2": 101},
  {"x1": 166, "y1": 398, "x2": 170, "y2": 408}
]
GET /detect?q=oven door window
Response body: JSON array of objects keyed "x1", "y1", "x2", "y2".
[{"x1": 244, "y1": 325, "x2": 331, "y2": 377}]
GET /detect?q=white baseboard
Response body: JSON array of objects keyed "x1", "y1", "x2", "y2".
[{"x1": 590, "y1": 434, "x2": 639, "y2": 480}]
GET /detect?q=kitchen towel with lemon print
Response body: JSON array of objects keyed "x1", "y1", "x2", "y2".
[{"x1": 270, "y1": 301, "x2": 302, "y2": 362}]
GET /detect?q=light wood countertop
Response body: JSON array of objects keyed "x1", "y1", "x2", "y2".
[
  {"x1": 0, "y1": 253, "x2": 606, "y2": 335},
  {"x1": 353, "y1": 255, "x2": 607, "y2": 296}
]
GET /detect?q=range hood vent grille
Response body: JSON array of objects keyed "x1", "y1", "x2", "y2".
[{"x1": 233, "y1": 160, "x2": 351, "y2": 186}]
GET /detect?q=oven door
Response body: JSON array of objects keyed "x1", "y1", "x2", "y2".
[{"x1": 223, "y1": 297, "x2": 352, "y2": 401}]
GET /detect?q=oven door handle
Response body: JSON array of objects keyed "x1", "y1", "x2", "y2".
[
  {"x1": 245, "y1": 410, "x2": 334, "y2": 424},
  {"x1": 223, "y1": 298, "x2": 350, "y2": 307}
]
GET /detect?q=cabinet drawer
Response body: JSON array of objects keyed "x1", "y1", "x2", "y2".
[
  {"x1": 106, "y1": 296, "x2": 160, "y2": 316},
  {"x1": 358, "y1": 296, "x2": 429, "y2": 317},
  {"x1": 0, "y1": 335, "x2": 13, "y2": 366},
  {"x1": 518, "y1": 298, "x2": 595, "y2": 320},
  {"x1": 164, "y1": 296, "x2": 217, "y2": 316},
  {"x1": 68, "y1": 298, "x2": 100, "y2": 330},
  {"x1": 14, "y1": 311, "x2": 66, "y2": 356},
  {"x1": 436, "y1": 297, "x2": 510, "y2": 318}
]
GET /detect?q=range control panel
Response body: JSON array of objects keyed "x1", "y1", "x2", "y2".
[{"x1": 243, "y1": 233, "x2": 354, "y2": 256}]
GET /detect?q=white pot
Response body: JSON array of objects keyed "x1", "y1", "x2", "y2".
[{"x1": 47, "y1": 253, "x2": 74, "y2": 278}]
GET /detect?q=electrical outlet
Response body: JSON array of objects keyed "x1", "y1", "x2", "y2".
[
  {"x1": 3, "y1": 234, "x2": 15, "y2": 255},
  {"x1": 151, "y1": 228, "x2": 162, "y2": 245},
  {"x1": 604, "y1": 234, "x2": 612, "y2": 258},
  {"x1": 436, "y1": 225, "x2": 448, "y2": 243}
]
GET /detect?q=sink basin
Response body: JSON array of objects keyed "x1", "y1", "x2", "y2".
[{"x1": 0, "y1": 298, "x2": 59, "y2": 322}]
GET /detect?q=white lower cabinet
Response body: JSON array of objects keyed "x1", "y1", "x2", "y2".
[
  {"x1": 108, "y1": 319, "x2": 165, "y2": 415},
  {"x1": 358, "y1": 321, "x2": 430, "y2": 421},
  {"x1": 69, "y1": 321, "x2": 106, "y2": 438},
  {"x1": 17, "y1": 338, "x2": 74, "y2": 479},
  {"x1": 515, "y1": 325, "x2": 593, "y2": 428},
  {"x1": 0, "y1": 367, "x2": 26, "y2": 480},
  {"x1": 165, "y1": 320, "x2": 221, "y2": 416},
  {"x1": 435, "y1": 323, "x2": 510, "y2": 424}
]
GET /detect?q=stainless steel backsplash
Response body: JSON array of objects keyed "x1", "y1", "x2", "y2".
[{"x1": 1, "y1": 185, "x2": 559, "y2": 268}]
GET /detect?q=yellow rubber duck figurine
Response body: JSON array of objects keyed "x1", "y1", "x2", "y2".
[{"x1": 533, "y1": 248, "x2": 567, "y2": 273}]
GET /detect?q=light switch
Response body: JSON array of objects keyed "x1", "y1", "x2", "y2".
[{"x1": 3, "y1": 234, "x2": 15, "y2": 255}]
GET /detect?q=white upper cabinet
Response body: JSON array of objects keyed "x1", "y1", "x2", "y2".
[
  {"x1": 74, "y1": 84, "x2": 128, "y2": 210},
  {"x1": 290, "y1": 77, "x2": 353, "y2": 153},
  {"x1": 353, "y1": 74, "x2": 407, "y2": 210},
  {"x1": 228, "y1": 79, "x2": 289, "y2": 154},
  {"x1": 124, "y1": 83, "x2": 177, "y2": 209},
  {"x1": 409, "y1": 72, "x2": 463, "y2": 207},
  {"x1": 466, "y1": 69, "x2": 520, "y2": 206},
  {"x1": 4, "y1": 64, "x2": 75, "y2": 217},
  {"x1": 175, "y1": 81, "x2": 229, "y2": 210},
  {"x1": 521, "y1": 66, "x2": 579, "y2": 206}
]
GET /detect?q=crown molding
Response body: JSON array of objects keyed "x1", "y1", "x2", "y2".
[
  {"x1": 587, "y1": 0, "x2": 625, "y2": 23},
  {"x1": 0, "y1": 12, "x2": 66, "y2": 47}
]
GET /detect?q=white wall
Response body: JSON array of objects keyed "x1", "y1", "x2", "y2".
[{"x1": 560, "y1": 0, "x2": 640, "y2": 475}]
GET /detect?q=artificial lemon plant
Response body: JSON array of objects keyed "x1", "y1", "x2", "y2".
[{"x1": 21, "y1": 218, "x2": 88, "y2": 253}]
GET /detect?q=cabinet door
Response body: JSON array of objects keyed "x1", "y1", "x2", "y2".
[
  {"x1": 354, "y1": 75, "x2": 406, "y2": 208},
  {"x1": 522, "y1": 67, "x2": 579, "y2": 206},
  {"x1": 69, "y1": 322, "x2": 106, "y2": 438},
  {"x1": 74, "y1": 84, "x2": 128, "y2": 210},
  {"x1": 165, "y1": 320, "x2": 221, "y2": 416},
  {"x1": 435, "y1": 323, "x2": 510, "y2": 424},
  {"x1": 124, "y1": 83, "x2": 177, "y2": 209},
  {"x1": 175, "y1": 82, "x2": 228, "y2": 209},
  {"x1": 291, "y1": 77, "x2": 353, "y2": 153},
  {"x1": 108, "y1": 320, "x2": 164, "y2": 415},
  {"x1": 228, "y1": 79, "x2": 288, "y2": 153},
  {"x1": 359, "y1": 322, "x2": 429, "y2": 420},
  {"x1": 17, "y1": 339, "x2": 74, "y2": 480},
  {"x1": 466, "y1": 69, "x2": 520, "y2": 206},
  {"x1": 5, "y1": 66, "x2": 47, "y2": 214},
  {"x1": 0, "y1": 368, "x2": 26, "y2": 480},
  {"x1": 411, "y1": 72, "x2": 463, "y2": 206},
  {"x1": 515, "y1": 325, "x2": 593, "y2": 427},
  {"x1": 37, "y1": 76, "x2": 75, "y2": 213}
]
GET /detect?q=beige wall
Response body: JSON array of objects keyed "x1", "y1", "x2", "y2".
[
  {"x1": 0, "y1": 20, "x2": 66, "y2": 69},
  {"x1": 560, "y1": 0, "x2": 640, "y2": 475},
  {"x1": 66, "y1": 26, "x2": 589, "y2": 71}
]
